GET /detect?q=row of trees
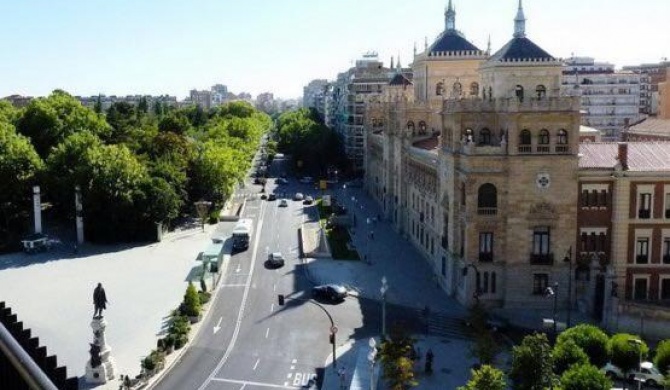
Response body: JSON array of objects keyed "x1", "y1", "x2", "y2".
[
  {"x1": 463, "y1": 324, "x2": 670, "y2": 389},
  {"x1": 0, "y1": 91, "x2": 270, "y2": 248},
  {"x1": 275, "y1": 108, "x2": 347, "y2": 177}
]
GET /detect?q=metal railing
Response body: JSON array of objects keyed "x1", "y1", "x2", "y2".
[{"x1": 0, "y1": 321, "x2": 58, "y2": 390}]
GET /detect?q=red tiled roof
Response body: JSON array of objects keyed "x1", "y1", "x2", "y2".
[
  {"x1": 627, "y1": 118, "x2": 670, "y2": 136},
  {"x1": 413, "y1": 136, "x2": 439, "y2": 151},
  {"x1": 579, "y1": 142, "x2": 670, "y2": 171}
]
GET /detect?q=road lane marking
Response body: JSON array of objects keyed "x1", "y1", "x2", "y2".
[
  {"x1": 265, "y1": 327, "x2": 270, "y2": 338},
  {"x1": 213, "y1": 317, "x2": 223, "y2": 334},
  {"x1": 290, "y1": 365, "x2": 295, "y2": 370},
  {"x1": 270, "y1": 303, "x2": 274, "y2": 312},
  {"x1": 211, "y1": 378, "x2": 297, "y2": 389},
  {"x1": 220, "y1": 284, "x2": 246, "y2": 288},
  {"x1": 293, "y1": 373, "x2": 317, "y2": 387},
  {"x1": 253, "y1": 359, "x2": 260, "y2": 370},
  {"x1": 292, "y1": 359, "x2": 297, "y2": 364},
  {"x1": 273, "y1": 283, "x2": 276, "y2": 292},
  {"x1": 196, "y1": 199, "x2": 267, "y2": 390},
  {"x1": 240, "y1": 384, "x2": 246, "y2": 390},
  {"x1": 287, "y1": 373, "x2": 292, "y2": 379}
]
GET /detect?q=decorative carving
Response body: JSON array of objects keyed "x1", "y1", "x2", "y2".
[{"x1": 528, "y1": 201, "x2": 557, "y2": 219}]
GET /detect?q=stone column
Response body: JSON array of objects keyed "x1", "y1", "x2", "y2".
[
  {"x1": 85, "y1": 317, "x2": 116, "y2": 384},
  {"x1": 75, "y1": 185, "x2": 84, "y2": 244},
  {"x1": 33, "y1": 186, "x2": 42, "y2": 234}
]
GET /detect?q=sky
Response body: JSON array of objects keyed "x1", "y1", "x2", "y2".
[{"x1": 0, "y1": 0, "x2": 668, "y2": 101}]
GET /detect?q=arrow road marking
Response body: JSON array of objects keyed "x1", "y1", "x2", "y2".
[
  {"x1": 265, "y1": 327, "x2": 270, "y2": 338},
  {"x1": 236, "y1": 263, "x2": 242, "y2": 273},
  {"x1": 213, "y1": 316, "x2": 223, "y2": 334}
]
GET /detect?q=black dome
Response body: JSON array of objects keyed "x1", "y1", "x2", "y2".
[{"x1": 429, "y1": 31, "x2": 481, "y2": 55}]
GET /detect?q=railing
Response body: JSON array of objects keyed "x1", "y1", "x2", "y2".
[
  {"x1": 663, "y1": 255, "x2": 670, "y2": 264},
  {"x1": 530, "y1": 253, "x2": 554, "y2": 265},
  {"x1": 555, "y1": 145, "x2": 570, "y2": 153},
  {"x1": 636, "y1": 255, "x2": 649, "y2": 264},
  {"x1": 477, "y1": 207, "x2": 497, "y2": 216},
  {"x1": 537, "y1": 146, "x2": 550, "y2": 153},
  {"x1": 638, "y1": 209, "x2": 651, "y2": 219},
  {"x1": 479, "y1": 253, "x2": 493, "y2": 262},
  {"x1": 518, "y1": 145, "x2": 532, "y2": 154}
]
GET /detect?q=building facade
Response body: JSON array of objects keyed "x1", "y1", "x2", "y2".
[
  {"x1": 623, "y1": 61, "x2": 670, "y2": 116},
  {"x1": 303, "y1": 79, "x2": 329, "y2": 117},
  {"x1": 562, "y1": 57, "x2": 643, "y2": 141},
  {"x1": 189, "y1": 89, "x2": 212, "y2": 110}
]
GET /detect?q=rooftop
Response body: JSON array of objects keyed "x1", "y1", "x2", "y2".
[
  {"x1": 579, "y1": 142, "x2": 670, "y2": 171},
  {"x1": 487, "y1": 36, "x2": 555, "y2": 63},
  {"x1": 626, "y1": 118, "x2": 670, "y2": 137},
  {"x1": 428, "y1": 30, "x2": 482, "y2": 56}
]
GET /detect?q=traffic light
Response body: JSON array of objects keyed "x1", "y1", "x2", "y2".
[
  {"x1": 278, "y1": 294, "x2": 285, "y2": 306},
  {"x1": 329, "y1": 333, "x2": 335, "y2": 344}
]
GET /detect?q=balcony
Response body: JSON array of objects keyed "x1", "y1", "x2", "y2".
[
  {"x1": 665, "y1": 209, "x2": 670, "y2": 219},
  {"x1": 530, "y1": 253, "x2": 554, "y2": 265},
  {"x1": 479, "y1": 252, "x2": 493, "y2": 262},
  {"x1": 638, "y1": 209, "x2": 651, "y2": 219},
  {"x1": 518, "y1": 145, "x2": 532, "y2": 154},
  {"x1": 663, "y1": 255, "x2": 670, "y2": 264},
  {"x1": 555, "y1": 145, "x2": 570, "y2": 153},
  {"x1": 477, "y1": 207, "x2": 497, "y2": 216},
  {"x1": 636, "y1": 255, "x2": 649, "y2": 264},
  {"x1": 537, "y1": 146, "x2": 550, "y2": 153}
]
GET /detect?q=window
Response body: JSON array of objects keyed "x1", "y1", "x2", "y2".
[
  {"x1": 479, "y1": 128, "x2": 491, "y2": 145},
  {"x1": 482, "y1": 272, "x2": 489, "y2": 293},
  {"x1": 436, "y1": 82, "x2": 444, "y2": 96},
  {"x1": 665, "y1": 193, "x2": 670, "y2": 218},
  {"x1": 477, "y1": 183, "x2": 497, "y2": 213},
  {"x1": 533, "y1": 273, "x2": 549, "y2": 295},
  {"x1": 407, "y1": 121, "x2": 415, "y2": 136},
  {"x1": 519, "y1": 129, "x2": 531, "y2": 145},
  {"x1": 441, "y1": 257, "x2": 446, "y2": 277},
  {"x1": 661, "y1": 278, "x2": 670, "y2": 300},
  {"x1": 491, "y1": 272, "x2": 496, "y2": 293},
  {"x1": 536, "y1": 84, "x2": 547, "y2": 99},
  {"x1": 515, "y1": 85, "x2": 524, "y2": 102},
  {"x1": 539, "y1": 129, "x2": 550, "y2": 145},
  {"x1": 533, "y1": 227, "x2": 550, "y2": 255},
  {"x1": 479, "y1": 232, "x2": 493, "y2": 262},
  {"x1": 557, "y1": 129, "x2": 568, "y2": 145},
  {"x1": 470, "y1": 82, "x2": 479, "y2": 96},
  {"x1": 461, "y1": 184, "x2": 466, "y2": 206},
  {"x1": 639, "y1": 192, "x2": 652, "y2": 219},
  {"x1": 633, "y1": 277, "x2": 648, "y2": 300},
  {"x1": 418, "y1": 121, "x2": 427, "y2": 135},
  {"x1": 636, "y1": 238, "x2": 649, "y2": 264},
  {"x1": 664, "y1": 239, "x2": 670, "y2": 264}
]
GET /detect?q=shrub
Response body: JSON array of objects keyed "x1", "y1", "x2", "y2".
[
  {"x1": 169, "y1": 314, "x2": 190, "y2": 337},
  {"x1": 183, "y1": 282, "x2": 201, "y2": 317},
  {"x1": 198, "y1": 291, "x2": 212, "y2": 305},
  {"x1": 208, "y1": 210, "x2": 219, "y2": 224},
  {"x1": 557, "y1": 324, "x2": 610, "y2": 368},
  {"x1": 553, "y1": 338, "x2": 589, "y2": 375},
  {"x1": 458, "y1": 365, "x2": 506, "y2": 390},
  {"x1": 141, "y1": 350, "x2": 165, "y2": 372},
  {"x1": 174, "y1": 333, "x2": 188, "y2": 350},
  {"x1": 163, "y1": 334, "x2": 175, "y2": 351},
  {"x1": 610, "y1": 333, "x2": 649, "y2": 373},
  {"x1": 560, "y1": 364, "x2": 611, "y2": 390},
  {"x1": 654, "y1": 339, "x2": 670, "y2": 375},
  {"x1": 510, "y1": 333, "x2": 554, "y2": 390}
]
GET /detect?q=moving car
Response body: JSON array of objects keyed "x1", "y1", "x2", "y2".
[
  {"x1": 268, "y1": 193, "x2": 277, "y2": 201},
  {"x1": 602, "y1": 361, "x2": 664, "y2": 387},
  {"x1": 303, "y1": 196, "x2": 314, "y2": 205},
  {"x1": 312, "y1": 284, "x2": 347, "y2": 302},
  {"x1": 293, "y1": 192, "x2": 304, "y2": 201},
  {"x1": 279, "y1": 199, "x2": 288, "y2": 207},
  {"x1": 267, "y1": 252, "x2": 285, "y2": 268}
]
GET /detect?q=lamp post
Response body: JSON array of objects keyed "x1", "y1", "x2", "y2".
[
  {"x1": 194, "y1": 200, "x2": 212, "y2": 232},
  {"x1": 368, "y1": 338, "x2": 377, "y2": 390},
  {"x1": 628, "y1": 339, "x2": 642, "y2": 390},
  {"x1": 380, "y1": 277, "x2": 388, "y2": 338},
  {"x1": 564, "y1": 247, "x2": 573, "y2": 328},
  {"x1": 544, "y1": 282, "x2": 559, "y2": 341}
]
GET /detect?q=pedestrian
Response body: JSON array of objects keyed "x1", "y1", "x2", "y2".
[
  {"x1": 370, "y1": 231, "x2": 374, "y2": 240},
  {"x1": 425, "y1": 348, "x2": 434, "y2": 374}
]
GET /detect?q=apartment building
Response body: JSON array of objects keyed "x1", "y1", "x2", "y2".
[{"x1": 623, "y1": 60, "x2": 670, "y2": 116}]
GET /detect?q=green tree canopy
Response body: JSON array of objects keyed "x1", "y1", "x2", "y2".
[
  {"x1": 553, "y1": 338, "x2": 589, "y2": 375},
  {"x1": 557, "y1": 324, "x2": 610, "y2": 368},
  {"x1": 559, "y1": 364, "x2": 611, "y2": 390},
  {"x1": 158, "y1": 112, "x2": 192, "y2": 135},
  {"x1": 0, "y1": 100, "x2": 21, "y2": 125},
  {"x1": 17, "y1": 90, "x2": 110, "y2": 158},
  {"x1": 610, "y1": 333, "x2": 649, "y2": 373},
  {"x1": 458, "y1": 365, "x2": 506, "y2": 390},
  {"x1": 654, "y1": 339, "x2": 670, "y2": 375},
  {"x1": 509, "y1": 333, "x2": 554, "y2": 390}
]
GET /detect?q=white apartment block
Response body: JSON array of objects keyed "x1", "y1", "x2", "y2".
[{"x1": 562, "y1": 57, "x2": 643, "y2": 141}]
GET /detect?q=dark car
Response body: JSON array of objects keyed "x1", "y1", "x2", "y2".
[
  {"x1": 312, "y1": 284, "x2": 347, "y2": 302},
  {"x1": 267, "y1": 252, "x2": 285, "y2": 268},
  {"x1": 268, "y1": 193, "x2": 277, "y2": 201}
]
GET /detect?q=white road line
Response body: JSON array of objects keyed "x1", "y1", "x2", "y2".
[
  {"x1": 265, "y1": 327, "x2": 270, "y2": 338},
  {"x1": 196, "y1": 199, "x2": 267, "y2": 390},
  {"x1": 211, "y1": 377, "x2": 297, "y2": 389},
  {"x1": 287, "y1": 373, "x2": 292, "y2": 379},
  {"x1": 273, "y1": 283, "x2": 276, "y2": 292},
  {"x1": 240, "y1": 384, "x2": 246, "y2": 390},
  {"x1": 220, "y1": 284, "x2": 246, "y2": 288},
  {"x1": 253, "y1": 359, "x2": 260, "y2": 370},
  {"x1": 270, "y1": 303, "x2": 274, "y2": 312},
  {"x1": 290, "y1": 365, "x2": 295, "y2": 370},
  {"x1": 292, "y1": 359, "x2": 297, "y2": 364}
]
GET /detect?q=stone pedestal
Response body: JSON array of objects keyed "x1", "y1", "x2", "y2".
[{"x1": 85, "y1": 317, "x2": 116, "y2": 384}]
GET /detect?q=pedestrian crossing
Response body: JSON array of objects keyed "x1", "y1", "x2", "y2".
[{"x1": 415, "y1": 308, "x2": 471, "y2": 340}]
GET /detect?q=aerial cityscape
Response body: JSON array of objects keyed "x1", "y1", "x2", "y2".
[{"x1": 1, "y1": 1, "x2": 670, "y2": 390}]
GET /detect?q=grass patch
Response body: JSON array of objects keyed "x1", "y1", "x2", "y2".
[{"x1": 316, "y1": 199, "x2": 360, "y2": 261}]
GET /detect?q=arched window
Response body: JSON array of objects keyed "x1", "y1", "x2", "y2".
[
  {"x1": 436, "y1": 82, "x2": 444, "y2": 96},
  {"x1": 557, "y1": 129, "x2": 568, "y2": 144},
  {"x1": 515, "y1": 85, "x2": 524, "y2": 102},
  {"x1": 464, "y1": 128, "x2": 473, "y2": 143},
  {"x1": 477, "y1": 183, "x2": 497, "y2": 209},
  {"x1": 453, "y1": 82, "x2": 462, "y2": 96},
  {"x1": 418, "y1": 121, "x2": 427, "y2": 135},
  {"x1": 470, "y1": 82, "x2": 479, "y2": 96},
  {"x1": 539, "y1": 129, "x2": 550, "y2": 145},
  {"x1": 519, "y1": 129, "x2": 531, "y2": 145},
  {"x1": 536, "y1": 84, "x2": 547, "y2": 99},
  {"x1": 479, "y1": 128, "x2": 491, "y2": 145},
  {"x1": 407, "y1": 121, "x2": 415, "y2": 136}
]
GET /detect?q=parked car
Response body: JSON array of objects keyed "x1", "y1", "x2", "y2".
[
  {"x1": 267, "y1": 252, "x2": 285, "y2": 268},
  {"x1": 312, "y1": 284, "x2": 347, "y2": 302},
  {"x1": 268, "y1": 193, "x2": 277, "y2": 201},
  {"x1": 279, "y1": 199, "x2": 288, "y2": 207},
  {"x1": 303, "y1": 196, "x2": 314, "y2": 205},
  {"x1": 293, "y1": 192, "x2": 304, "y2": 201},
  {"x1": 300, "y1": 176, "x2": 313, "y2": 184},
  {"x1": 602, "y1": 361, "x2": 664, "y2": 387}
]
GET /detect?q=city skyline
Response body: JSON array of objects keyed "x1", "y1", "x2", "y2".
[{"x1": 0, "y1": 0, "x2": 667, "y2": 100}]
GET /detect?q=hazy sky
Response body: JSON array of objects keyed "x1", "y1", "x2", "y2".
[{"x1": 0, "y1": 0, "x2": 667, "y2": 100}]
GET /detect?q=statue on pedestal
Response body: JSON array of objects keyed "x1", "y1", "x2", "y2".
[
  {"x1": 93, "y1": 283, "x2": 108, "y2": 318},
  {"x1": 86, "y1": 283, "x2": 116, "y2": 384}
]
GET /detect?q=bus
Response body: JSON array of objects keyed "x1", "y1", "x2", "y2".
[{"x1": 232, "y1": 218, "x2": 254, "y2": 251}]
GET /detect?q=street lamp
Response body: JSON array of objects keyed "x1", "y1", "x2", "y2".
[
  {"x1": 380, "y1": 276, "x2": 388, "y2": 338},
  {"x1": 368, "y1": 338, "x2": 377, "y2": 390},
  {"x1": 194, "y1": 200, "x2": 212, "y2": 232},
  {"x1": 544, "y1": 282, "x2": 559, "y2": 341},
  {"x1": 564, "y1": 247, "x2": 573, "y2": 328},
  {"x1": 628, "y1": 338, "x2": 643, "y2": 390}
]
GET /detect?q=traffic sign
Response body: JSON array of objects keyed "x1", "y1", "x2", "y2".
[{"x1": 331, "y1": 326, "x2": 338, "y2": 334}]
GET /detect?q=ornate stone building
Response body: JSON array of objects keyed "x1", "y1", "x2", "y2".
[{"x1": 365, "y1": 0, "x2": 582, "y2": 310}]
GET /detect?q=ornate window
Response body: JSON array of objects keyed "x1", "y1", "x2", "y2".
[
  {"x1": 557, "y1": 129, "x2": 568, "y2": 144},
  {"x1": 519, "y1": 129, "x2": 531, "y2": 145},
  {"x1": 436, "y1": 82, "x2": 444, "y2": 96},
  {"x1": 539, "y1": 129, "x2": 550, "y2": 144},
  {"x1": 470, "y1": 82, "x2": 479, "y2": 96},
  {"x1": 477, "y1": 183, "x2": 497, "y2": 211},
  {"x1": 453, "y1": 82, "x2": 462, "y2": 97},
  {"x1": 479, "y1": 128, "x2": 491, "y2": 145},
  {"x1": 515, "y1": 85, "x2": 524, "y2": 102},
  {"x1": 407, "y1": 121, "x2": 415, "y2": 136},
  {"x1": 418, "y1": 121, "x2": 427, "y2": 135},
  {"x1": 536, "y1": 84, "x2": 547, "y2": 99}
]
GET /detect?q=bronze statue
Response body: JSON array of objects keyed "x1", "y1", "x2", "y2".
[{"x1": 93, "y1": 283, "x2": 108, "y2": 318}]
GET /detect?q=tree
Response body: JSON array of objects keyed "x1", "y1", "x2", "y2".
[
  {"x1": 378, "y1": 325, "x2": 417, "y2": 390},
  {"x1": 610, "y1": 333, "x2": 648, "y2": 373},
  {"x1": 0, "y1": 100, "x2": 21, "y2": 125},
  {"x1": 158, "y1": 112, "x2": 192, "y2": 135},
  {"x1": 654, "y1": 339, "x2": 670, "y2": 375},
  {"x1": 553, "y1": 338, "x2": 589, "y2": 375},
  {"x1": 557, "y1": 324, "x2": 610, "y2": 368},
  {"x1": 17, "y1": 90, "x2": 110, "y2": 158},
  {"x1": 559, "y1": 364, "x2": 611, "y2": 390},
  {"x1": 105, "y1": 101, "x2": 141, "y2": 145},
  {"x1": 182, "y1": 282, "x2": 201, "y2": 317},
  {"x1": 459, "y1": 365, "x2": 506, "y2": 390},
  {"x1": 509, "y1": 333, "x2": 554, "y2": 390},
  {"x1": 94, "y1": 95, "x2": 102, "y2": 114},
  {"x1": 467, "y1": 304, "x2": 500, "y2": 365},
  {"x1": 138, "y1": 96, "x2": 149, "y2": 114}
]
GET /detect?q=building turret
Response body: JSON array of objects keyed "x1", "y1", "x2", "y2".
[
  {"x1": 445, "y1": 0, "x2": 456, "y2": 32},
  {"x1": 514, "y1": 0, "x2": 526, "y2": 38}
]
